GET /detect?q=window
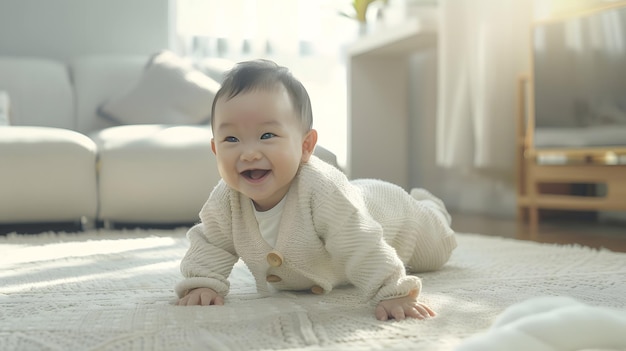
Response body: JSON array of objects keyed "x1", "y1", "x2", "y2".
[{"x1": 176, "y1": 0, "x2": 361, "y2": 166}]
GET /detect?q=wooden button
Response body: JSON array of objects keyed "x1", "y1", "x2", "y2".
[
  {"x1": 311, "y1": 285, "x2": 324, "y2": 295},
  {"x1": 266, "y1": 274, "x2": 282, "y2": 283},
  {"x1": 266, "y1": 251, "x2": 283, "y2": 267}
]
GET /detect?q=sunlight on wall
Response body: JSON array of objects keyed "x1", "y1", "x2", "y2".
[
  {"x1": 176, "y1": 0, "x2": 360, "y2": 168},
  {"x1": 534, "y1": 0, "x2": 626, "y2": 21}
]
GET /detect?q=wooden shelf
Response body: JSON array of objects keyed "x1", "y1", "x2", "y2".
[{"x1": 519, "y1": 194, "x2": 626, "y2": 211}]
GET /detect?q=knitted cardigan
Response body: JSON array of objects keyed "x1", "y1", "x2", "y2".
[{"x1": 176, "y1": 156, "x2": 456, "y2": 304}]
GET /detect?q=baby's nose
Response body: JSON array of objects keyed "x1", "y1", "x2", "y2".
[{"x1": 241, "y1": 148, "x2": 262, "y2": 161}]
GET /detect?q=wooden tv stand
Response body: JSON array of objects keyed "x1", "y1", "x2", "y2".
[{"x1": 516, "y1": 76, "x2": 626, "y2": 231}]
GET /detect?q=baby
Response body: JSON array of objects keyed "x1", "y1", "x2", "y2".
[{"x1": 175, "y1": 59, "x2": 457, "y2": 321}]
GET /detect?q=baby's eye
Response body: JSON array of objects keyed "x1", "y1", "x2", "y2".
[
  {"x1": 224, "y1": 136, "x2": 239, "y2": 142},
  {"x1": 260, "y1": 133, "x2": 276, "y2": 140}
]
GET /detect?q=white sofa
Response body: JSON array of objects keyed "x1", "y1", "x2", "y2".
[{"x1": 0, "y1": 53, "x2": 339, "y2": 229}]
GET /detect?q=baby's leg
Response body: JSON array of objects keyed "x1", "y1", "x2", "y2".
[
  {"x1": 405, "y1": 188, "x2": 457, "y2": 273},
  {"x1": 404, "y1": 225, "x2": 456, "y2": 272}
]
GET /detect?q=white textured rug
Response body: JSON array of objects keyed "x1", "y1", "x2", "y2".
[{"x1": 1, "y1": 229, "x2": 625, "y2": 351}]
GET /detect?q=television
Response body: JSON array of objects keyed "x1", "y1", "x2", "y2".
[{"x1": 532, "y1": 3, "x2": 626, "y2": 149}]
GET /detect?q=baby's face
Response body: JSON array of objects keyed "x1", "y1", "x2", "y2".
[{"x1": 211, "y1": 87, "x2": 310, "y2": 211}]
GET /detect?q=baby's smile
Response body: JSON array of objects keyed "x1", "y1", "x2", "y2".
[{"x1": 241, "y1": 169, "x2": 271, "y2": 182}]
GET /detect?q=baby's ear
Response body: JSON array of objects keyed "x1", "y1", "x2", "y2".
[{"x1": 301, "y1": 129, "x2": 318, "y2": 162}]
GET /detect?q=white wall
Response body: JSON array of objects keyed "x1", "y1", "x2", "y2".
[{"x1": 0, "y1": 0, "x2": 171, "y2": 61}]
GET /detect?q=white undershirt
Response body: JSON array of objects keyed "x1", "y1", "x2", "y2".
[{"x1": 253, "y1": 196, "x2": 286, "y2": 248}]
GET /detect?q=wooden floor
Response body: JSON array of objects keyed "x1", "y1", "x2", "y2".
[{"x1": 450, "y1": 211, "x2": 626, "y2": 253}]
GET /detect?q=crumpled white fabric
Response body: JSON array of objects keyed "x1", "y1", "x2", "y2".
[{"x1": 456, "y1": 296, "x2": 626, "y2": 351}]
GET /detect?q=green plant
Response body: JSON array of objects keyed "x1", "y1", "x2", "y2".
[{"x1": 340, "y1": 0, "x2": 387, "y2": 23}]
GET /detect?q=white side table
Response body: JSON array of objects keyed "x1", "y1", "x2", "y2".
[{"x1": 347, "y1": 18, "x2": 437, "y2": 189}]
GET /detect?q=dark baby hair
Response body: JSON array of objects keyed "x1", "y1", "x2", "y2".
[{"x1": 211, "y1": 59, "x2": 313, "y2": 133}]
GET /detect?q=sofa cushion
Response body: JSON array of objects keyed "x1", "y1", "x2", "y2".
[
  {"x1": 98, "y1": 50, "x2": 220, "y2": 126},
  {"x1": 91, "y1": 124, "x2": 219, "y2": 223},
  {"x1": 0, "y1": 126, "x2": 98, "y2": 223},
  {"x1": 0, "y1": 57, "x2": 74, "y2": 129},
  {"x1": 90, "y1": 124, "x2": 342, "y2": 224}
]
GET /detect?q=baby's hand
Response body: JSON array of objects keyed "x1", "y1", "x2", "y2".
[
  {"x1": 176, "y1": 288, "x2": 224, "y2": 306},
  {"x1": 375, "y1": 290, "x2": 436, "y2": 321}
]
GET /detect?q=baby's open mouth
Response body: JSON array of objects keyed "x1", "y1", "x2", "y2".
[{"x1": 241, "y1": 169, "x2": 270, "y2": 180}]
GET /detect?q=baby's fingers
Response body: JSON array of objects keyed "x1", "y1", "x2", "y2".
[
  {"x1": 177, "y1": 294, "x2": 198, "y2": 306},
  {"x1": 404, "y1": 303, "x2": 436, "y2": 320},
  {"x1": 199, "y1": 291, "x2": 224, "y2": 306},
  {"x1": 391, "y1": 305, "x2": 407, "y2": 320},
  {"x1": 212, "y1": 294, "x2": 225, "y2": 306},
  {"x1": 375, "y1": 305, "x2": 389, "y2": 321},
  {"x1": 405, "y1": 306, "x2": 426, "y2": 319},
  {"x1": 416, "y1": 303, "x2": 437, "y2": 318}
]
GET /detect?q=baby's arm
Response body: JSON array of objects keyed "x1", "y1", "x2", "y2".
[
  {"x1": 177, "y1": 287, "x2": 224, "y2": 306},
  {"x1": 375, "y1": 289, "x2": 436, "y2": 321},
  {"x1": 176, "y1": 221, "x2": 238, "y2": 300}
]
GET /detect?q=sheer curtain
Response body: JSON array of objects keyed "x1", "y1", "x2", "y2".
[
  {"x1": 433, "y1": 0, "x2": 620, "y2": 217},
  {"x1": 435, "y1": 0, "x2": 618, "y2": 172},
  {"x1": 176, "y1": 0, "x2": 359, "y2": 166},
  {"x1": 436, "y1": 0, "x2": 532, "y2": 172}
]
